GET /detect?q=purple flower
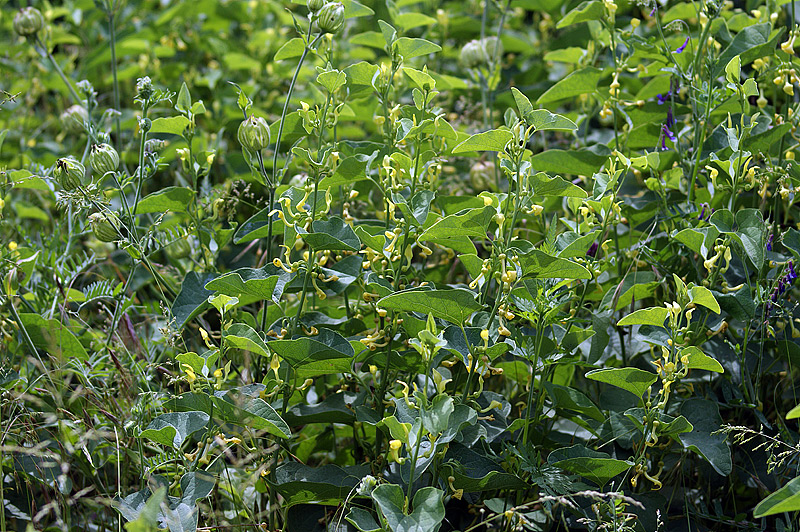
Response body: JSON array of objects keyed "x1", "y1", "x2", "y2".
[
  {"x1": 650, "y1": 5, "x2": 657, "y2": 16},
  {"x1": 657, "y1": 92, "x2": 670, "y2": 105},
  {"x1": 788, "y1": 260, "x2": 797, "y2": 282},
  {"x1": 698, "y1": 204, "x2": 706, "y2": 220},
  {"x1": 586, "y1": 242, "x2": 599, "y2": 258},
  {"x1": 675, "y1": 37, "x2": 690, "y2": 54},
  {"x1": 766, "y1": 234, "x2": 773, "y2": 252},
  {"x1": 666, "y1": 106, "x2": 674, "y2": 128}
]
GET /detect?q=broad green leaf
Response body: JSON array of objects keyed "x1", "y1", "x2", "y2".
[
  {"x1": 689, "y1": 286, "x2": 721, "y2": 314},
  {"x1": 544, "y1": 382, "x2": 604, "y2": 422},
  {"x1": 787, "y1": 404, "x2": 800, "y2": 419},
  {"x1": 419, "y1": 207, "x2": 494, "y2": 241},
  {"x1": 754, "y1": 477, "x2": 800, "y2": 517},
  {"x1": 169, "y1": 391, "x2": 290, "y2": 438},
  {"x1": 451, "y1": 129, "x2": 512, "y2": 154},
  {"x1": 714, "y1": 24, "x2": 783, "y2": 77},
  {"x1": 205, "y1": 269, "x2": 280, "y2": 301},
  {"x1": 135, "y1": 187, "x2": 194, "y2": 214},
  {"x1": 148, "y1": 116, "x2": 191, "y2": 136},
  {"x1": 372, "y1": 484, "x2": 446, "y2": 532},
  {"x1": 537, "y1": 67, "x2": 602, "y2": 104},
  {"x1": 725, "y1": 55, "x2": 741, "y2": 84},
  {"x1": 176, "y1": 82, "x2": 191, "y2": 113},
  {"x1": 585, "y1": 367, "x2": 657, "y2": 398},
  {"x1": 18, "y1": 313, "x2": 88, "y2": 360},
  {"x1": 530, "y1": 147, "x2": 608, "y2": 176},
  {"x1": 510, "y1": 87, "x2": 534, "y2": 121},
  {"x1": 138, "y1": 412, "x2": 209, "y2": 449},
  {"x1": 223, "y1": 323, "x2": 270, "y2": 357},
  {"x1": 556, "y1": 0, "x2": 604, "y2": 28},
  {"x1": 394, "y1": 37, "x2": 441, "y2": 59},
  {"x1": 403, "y1": 67, "x2": 436, "y2": 90},
  {"x1": 275, "y1": 37, "x2": 305, "y2": 61},
  {"x1": 681, "y1": 347, "x2": 724, "y2": 373},
  {"x1": 317, "y1": 69, "x2": 347, "y2": 93},
  {"x1": 271, "y1": 463, "x2": 370, "y2": 506},
  {"x1": 267, "y1": 328, "x2": 355, "y2": 378},
  {"x1": 518, "y1": 250, "x2": 591, "y2": 279},
  {"x1": 617, "y1": 307, "x2": 669, "y2": 327},
  {"x1": 347, "y1": 508, "x2": 381, "y2": 532},
  {"x1": 421, "y1": 395, "x2": 454, "y2": 436},
  {"x1": 378, "y1": 288, "x2": 481, "y2": 325},
  {"x1": 172, "y1": 272, "x2": 218, "y2": 328},
  {"x1": 527, "y1": 109, "x2": 578, "y2": 131},
  {"x1": 299, "y1": 216, "x2": 361, "y2": 251},
  {"x1": 441, "y1": 443, "x2": 528, "y2": 492},
  {"x1": 679, "y1": 398, "x2": 731, "y2": 475},
  {"x1": 531, "y1": 172, "x2": 587, "y2": 197},
  {"x1": 733, "y1": 208, "x2": 767, "y2": 271},
  {"x1": 553, "y1": 457, "x2": 633, "y2": 487},
  {"x1": 233, "y1": 206, "x2": 285, "y2": 244}
]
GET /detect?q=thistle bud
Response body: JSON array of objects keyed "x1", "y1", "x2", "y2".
[
  {"x1": 13, "y1": 7, "x2": 44, "y2": 37},
  {"x1": 315, "y1": 2, "x2": 345, "y2": 34},
  {"x1": 237, "y1": 115, "x2": 271, "y2": 152},
  {"x1": 60, "y1": 105, "x2": 88, "y2": 134},
  {"x1": 88, "y1": 212, "x2": 123, "y2": 242},
  {"x1": 90, "y1": 143, "x2": 120, "y2": 175},
  {"x1": 308, "y1": 0, "x2": 326, "y2": 13},
  {"x1": 54, "y1": 157, "x2": 85, "y2": 191}
]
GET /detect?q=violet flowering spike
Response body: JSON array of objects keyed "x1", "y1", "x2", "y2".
[
  {"x1": 586, "y1": 242, "x2": 599, "y2": 258},
  {"x1": 666, "y1": 106, "x2": 673, "y2": 128},
  {"x1": 662, "y1": 124, "x2": 677, "y2": 142},
  {"x1": 766, "y1": 234, "x2": 773, "y2": 252},
  {"x1": 650, "y1": 5, "x2": 657, "y2": 16},
  {"x1": 676, "y1": 37, "x2": 690, "y2": 54},
  {"x1": 698, "y1": 205, "x2": 706, "y2": 220},
  {"x1": 657, "y1": 92, "x2": 670, "y2": 105}
]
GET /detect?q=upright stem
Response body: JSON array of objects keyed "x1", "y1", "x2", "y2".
[
  {"x1": 109, "y1": 10, "x2": 122, "y2": 146},
  {"x1": 273, "y1": 35, "x2": 322, "y2": 187},
  {"x1": 35, "y1": 36, "x2": 81, "y2": 104}
]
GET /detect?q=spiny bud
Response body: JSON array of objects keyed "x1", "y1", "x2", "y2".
[
  {"x1": 315, "y1": 2, "x2": 345, "y2": 34},
  {"x1": 60, "y1": 105, "x2": 88, "y2": 134},
  {"x1": 90, "y1": 143, "x2": 120, "y2": 175},
  {"x1": 88, "y1": 211, "x2": 123, "y2": 242},
  {"x1": 237, "y1": 115, "x2": 271, "y2": 152},
  {"x1": 13, "y1": 7, "x2": 44, "y2": 37},
  {"x1": 54, "y1": 157, "x2": 85, "y2": 191}
]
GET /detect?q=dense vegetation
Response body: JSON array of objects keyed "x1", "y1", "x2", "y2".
[{"x1": 2, "y1": 0, "x2": 800, "y2": 530}]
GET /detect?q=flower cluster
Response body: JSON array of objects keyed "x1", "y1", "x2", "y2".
[
  {"x1": 697, "y1": 203, "x2": 715, "y2": 221},
  {"x1": 767, "y1": 261, "x2": 798, "y2": 316},
  {"x1": 657, "y1": 80, "x2": 678, "y2": 151}
]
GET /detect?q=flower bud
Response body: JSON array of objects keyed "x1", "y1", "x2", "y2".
[
  {"x1": 237, "y1": 115, "x2": 271, "y2": 152},
  {"x1": 60, "y1": 105, "x2": 88, "y2": 134},
  {"x1": 88, "y1": 212, "x2": 123, "y2": 242},
  {"x1": 315, "y1": 2, "x2": 345, "y2": 34},
  {"x1": 166, "y1": 238, "x2": 192, "y2": 260},
  {"x1": 54, "y1": 157, "x2": 85, "y2": 191},
  {"x1": 460, "y1": 40, "x2": 484, "y2": 68},
  {"x1": 13, "y1": 7, "x2": 44, "y2": 37},
  {"x1": 90, "y1": 143, "x2": 120, "y2": 175},
  {"x1": 308, "y1": 0, "x2": 326, "y2": 13}
]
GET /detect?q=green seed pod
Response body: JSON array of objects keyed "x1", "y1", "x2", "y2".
[
  {"x1": 60, "y1": 105, "x2": 88, "y2": 134},
  {"x1": 54, "y1": 157, "x2": 85, "y2": 191},
  {"x1": 90, "y1": 143, "x2": 120, "y2": 175},
  {"x1": 166, "y1": 238, "x2": 192, "y2": 260},
  {"x1": 315, "y1": 2, "x2": 345, "y2": 34},
  {"x1": 88, "y1": 212, "x2": 123, "y2": 242},
  {"x1": 237, "y1": 115, "x2": 271, "y2": 152},
  {"x1": 308, "y1": 0, "x2": 326, "y2": 13},
  {"x1": 13, "y1": 7, "x2": 44, "y2": 37}
]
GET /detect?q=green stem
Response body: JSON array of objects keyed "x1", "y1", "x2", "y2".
[
  {"x1": 273, "y1": 34, "x2": 323, "y2": 187},
  {"x1": 34, "y1": 36, "x2": 81, "y2": 104},
  {"x1": 108, "y1": 9, "x2": 122, "y2": 146}
]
